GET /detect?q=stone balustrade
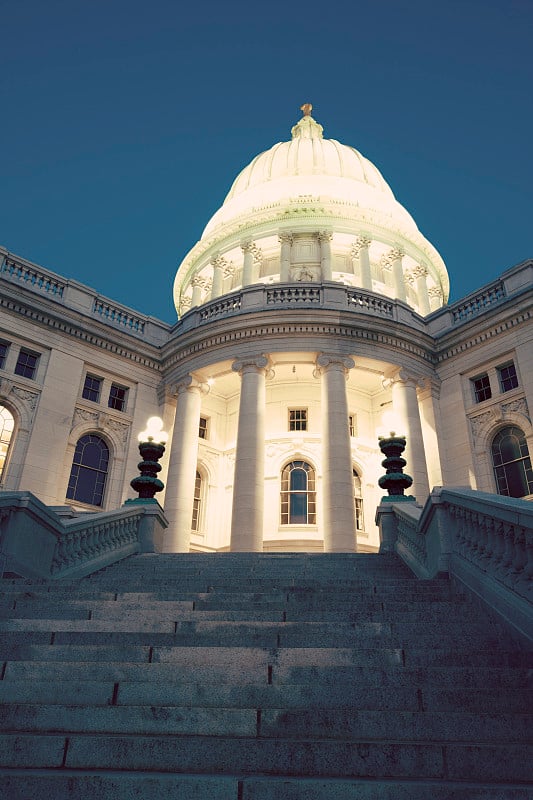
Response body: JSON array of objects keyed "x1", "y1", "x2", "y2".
[
  {"x1": 1, "y1": 257, "x2": 65, "y2": 297},
  {"x1": 92, "y1": 298, "x2": 146, "y2": 334},
  {"x1": 451, "y1": 282, "x2": 506, "y2": 322},
  {"x1": 376, "y1": 486, "x2": 533, "y2": 641},
  {"x1": 0, "y1": 491, "x2": 167, "y2": 580}
]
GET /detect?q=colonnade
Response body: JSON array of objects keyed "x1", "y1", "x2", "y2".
[
  {"x1": 162, "y1": 356, "x2": 434, "y2": 553},
  {"x1": 187, "y1": 231, "x2": 442, "y2": 315}
]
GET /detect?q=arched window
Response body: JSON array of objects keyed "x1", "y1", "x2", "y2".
[
  {"x1": 66, "y1": 434, "x2": 110, "y2": 506},
  {"x1": 281, "y1": 461, "x2": 316, "y2": 525},
  {"x1": 191, "y1": 470, "x2": 203, "y2": 531},
  {"x1": 0, "y1": 405, "x2": 15, "y2": 484},
  {"x1": 353, "y1": 468, "x2": 365, "y2": 531},
  {"x1": 491, "y1": 426, "x2": 533, "y2": 498}
]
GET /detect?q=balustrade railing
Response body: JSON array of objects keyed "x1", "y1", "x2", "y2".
[
  {"x1": 199, "y1": 295, "x2": 242, "y2": 321},
  {"x1": 0, "y1": 492, "x2": 166, "y2": 580},
  {"x1": 451, "y1": 282, "x2": 506, "y2": 322},
  {"x1": 347, "y1": 289, "x2": 394, "y2": 317},
  {"x1": 1, "y1": 258, "x2": 65, "y2": 298},
  {"x1": 266, "y1": 286, "x2": 322, "y2": 304},
  {"x1": 52, "y1": 511, "x2": 142, "y2": 574},
  {"x1": 377, "y1": 487, "x2": 532, "y2": 640},
  {"x1": 92, "y1": 299, "x2": 146, "y2": 333}
]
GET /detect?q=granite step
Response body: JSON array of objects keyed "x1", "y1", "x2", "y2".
[
  {"x1": 0, "y1": 731, "x2": 530, "y2": 782},
  {"x1": 0, "y1": 771, "x2": 530, "y2": 800}
]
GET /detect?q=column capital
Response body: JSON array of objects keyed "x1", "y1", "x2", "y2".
[
  {"x1": 191, "y1": 275, "x2": 206, "y2": 288},
  {"x1": 317, "y1": 230, "x2": 333, "y2": 243},
  {"x1": 170, "y1": 375, "x2": 210, "y2": 396},
  {"x1": 278, "y1": 231, "x2": 293, "y2": 244},
  {"x1": 241, "y1": 239, "x2": 254, "y2": 253},
  {"x1": 383, "y1": 368, "x2": 424, "y2": 389},
  {"x1": 428, "y1": 286, "x2": 442, "y2": 298},
  {"x1": 232, "y1": 355, "x2": 270, "y2": 375},
  {"x1": 382, "y1": 247, "x2": 404, "y2": 267},
  {"x1": 210, "y1": 253, "x2": 226, "y2": 269},
  {"x1": 411, "y1": 264, "x2": 428, "y2": 279},
  {"x1": 315, "y1": 353, "x2": 355, "y2": 374},
  {"x1": 351, "y1": 235, "x2": 372, "y2": 257}
]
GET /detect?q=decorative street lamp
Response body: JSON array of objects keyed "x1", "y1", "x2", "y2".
[
  {"x1": 378, "y1": 412, "x2": 415, "y2": 503},
  {"x1": 130, "y1": 416, "x2": 168, "y2": 501}
]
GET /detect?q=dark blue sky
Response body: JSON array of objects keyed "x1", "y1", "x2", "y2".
[{"x1": 1, "y1": 0, "x2": 531, "y2": 322}]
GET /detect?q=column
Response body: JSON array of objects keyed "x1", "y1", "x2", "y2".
[
  {"x1": 351, "y1": 236, "x2": 372, "y2": 290},
  {"x1": 190, "y1": 276, "x2": 204, "y2": 308},
  {"x1": 279, "y1": 232, "x2": 293, "y2": 282},
  {"x1": 428, "y1": 286, "x2": 443, "y2": 312},
  {"x1": 389, "y1": 369, "x2": 430, "y2": 502},
  {"x1": 412, "y1": 265, "x2": 430, "y2": 315},
  {"x1": 318, "y1": 231, "x2": 333, "y2": 281},
  {"x1": 316, "y1": 353, "x2": 357, "y2": 552},
  {"x1": 230, "y1": 355, "x2": 269, "y2": 551},
  {"x1": 241, "y1": 241, "x2": 254, "y2": 287},
  {"x1": 163, "y1": 376, "x2": 207, "y2": 552},
  {"x1": 388, "y1": 247, "x2": 406, "y2": 302},
  {"x1": 210, "y1": 256, "x2": 225, "y2": 299}
]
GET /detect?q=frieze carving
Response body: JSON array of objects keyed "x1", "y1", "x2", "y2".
[
  {"x1": 73, "y1": 407, "x2": 99, "y2": 427},
  {"x1": 470, "y1": 410, "x2": 497, "y2": 438},
  {"x1": 71, "y1": 407, "x2": 131, "y2": 444},
  {"x1": 501, "y1": 397, "x2": 530, "y2": 420},
  {"x1": 12, "y1": 386, "x2": 39, "y2": 410},
  {"x1": 106, "y1": 418, "x2": 131, "y2": 445},
  {"x1": 0, "y1": 378, "x2": 14, "y2": 398}
]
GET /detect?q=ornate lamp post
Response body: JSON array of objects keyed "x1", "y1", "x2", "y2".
[
  {"x1": 130, "y1": 416, "x2": 168, "y2": 501},
  {"x1": 378, "y1": 411, "x2": 415, "y2": 502}
]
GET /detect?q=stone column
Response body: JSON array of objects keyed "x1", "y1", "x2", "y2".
[
  {"x1": 318, "y1": 231, "x2": 333, "y2": 281},
  {"x1": 230, "y1": 355, "x2": 270, "y2": 551},
  {"x1": 241, "y1": 241, "x2": 254, "y2": 287},
  {"x1": 316, "y1": 353, "x2": 357, "y2": 552},
  {"x1": 279, "y1": 233, "x2": 293, "y2": 282},
  {"x1": 190, "y1": 276, "x2": 204, "y2": 308},
  {"x1": 388, "y1": 247, "x2": 406, "y2": 302},
  {"x1": 211, "y1": 256, "x2": 225, "y2": 299},
  {"x1": 389, "y1": 369, "x2": 430, "y2": 502},
  {"x1": 352, "y1": 236, "x2": 372, "y2": 290},
  {"x1": 412, "y1": 265, "x2": 430, "y2": 315},
  {"x1": 428, "y1": 286, "x2": 443, "y2": 312},
  {"x1": 163, "y1": 377, "x2": 208, "y2": 552}
]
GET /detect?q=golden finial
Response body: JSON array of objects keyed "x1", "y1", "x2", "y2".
[{"x1": 300, "y1": 103, "x2": 313, "y2": 117}]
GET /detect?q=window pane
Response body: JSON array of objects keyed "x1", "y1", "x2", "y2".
[
  {"x1": 290, "y1": 493, "x2": 307, "y2": 523},
  {"x1": 14, "y1": 349, "x2": 38, "y2": 379},
  {"x1": 0, "y1": 342, "x2": 9, "y2": 370},
  {"x1": 491, "y1": 426, "x2": 533, "y2": 498},
  {"x1": 108, "y1": 384, "x2": 127, "y2": 411},
  {"x1": 66, "y1": 434, "x2": 109, "y2": 506},
  {"x1": 0, "y1": 405, "x2": 15, "y2": 482},
  {"x1": 82, "y1": 375, "x2": 102, "y2": 403},
  {"x1": 290, "y1": 468, "x2": 307, "y2": 491}
]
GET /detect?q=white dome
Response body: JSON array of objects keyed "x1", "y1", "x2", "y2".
[{"x1": 202, "y1": 112, "x2": 417, "y2": 237}]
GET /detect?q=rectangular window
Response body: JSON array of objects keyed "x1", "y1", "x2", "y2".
[
  {"x1": 14, "y1": 348, "x2": 39, "y2": 380},
  {"x1": 0, "y1": 341, "x2": 9, "y2": 370},
  {"x1": 82, "y1": 375, "x2": 103, "y2": 403},
  {"x1": 289, "y1": 408, "x2": 308, "y2": 431},
  {"x1": 472, "y1": 373, "x2": 491, "y2": 403},
  {"x1": 497, "y1": 362, "x2": 519, "y2": 393},
  {"x1": 198, "y1": 416, "x2": 208, "y2": 440},
  {"x1": 108, "y1": 383, "x2": 128, "y2": 412},
  {"x1": 349, "y1": 414, "x2": 357, "y2": 437}
]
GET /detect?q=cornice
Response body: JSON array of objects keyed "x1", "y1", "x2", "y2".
[
  {"x1": 162, "y1": 317, "x2": 435, "y2": 376},
  {"x1": 0, "y1": 292, "x2": 163, "y2": 371},
  {"x1": 434, "y1": 306, "x2": 533, "y2": 364}
]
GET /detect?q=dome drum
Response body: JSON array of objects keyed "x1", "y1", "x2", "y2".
[{"x1": 173, "y1": 109, "x2": 449, "y2": 318}]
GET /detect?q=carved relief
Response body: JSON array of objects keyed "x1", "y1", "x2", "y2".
[
  {"x1": 470, "y1": 410, "x2": 497, "y2": 438},
  {"x1": 12, "y1": 387, "x2": 39, "y2": 410},
  {"x1": 501, "y1": 397, "x2": 530, "y2": 420}
]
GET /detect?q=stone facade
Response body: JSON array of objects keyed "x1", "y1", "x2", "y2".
[{"x1": 1, "y1": 112, "x2": 532, "y2": 554}]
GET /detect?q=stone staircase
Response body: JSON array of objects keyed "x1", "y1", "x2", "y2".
[{"x1": 0, "y1": 552, "x2": 531, "y2": 798}]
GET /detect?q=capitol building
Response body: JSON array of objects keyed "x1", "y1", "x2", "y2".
[{"x1": 1, "y1": 106, "x2": 532, "y2": 553}]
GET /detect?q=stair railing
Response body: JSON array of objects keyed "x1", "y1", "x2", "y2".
[
  {"x1": 376, "y1": 486, "x2": 533, "y2": 642},
  {"x1": 0, "y1": 491, "x2": 167, "y2": 580}
]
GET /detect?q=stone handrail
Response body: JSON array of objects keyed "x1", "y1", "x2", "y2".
[
  {"x1": 451, "y1": 281, "x2": 506, "y2": 322},
  {"x1": 92, "y1": 298, "x2": 146, "y2": 334},
  {"x1": 0, "y1": 491, "x2": 167, "y2": 580},
  {"x1": 376, "y1": 487, "x2": 533, "y2": 642},
  {"x1": 1, "y1": 257, "x2": 65, "y2": 298}
]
